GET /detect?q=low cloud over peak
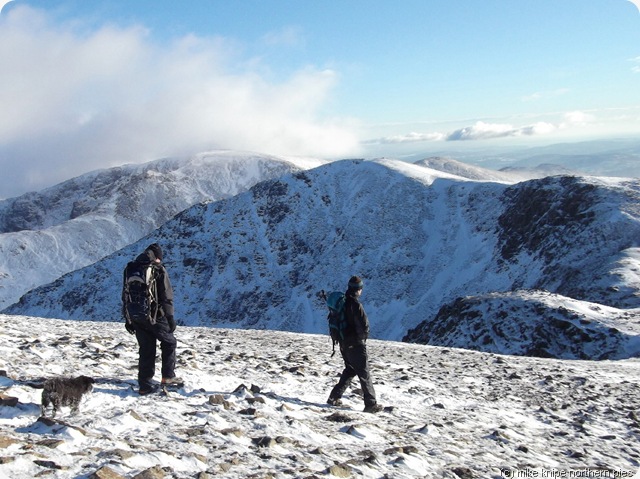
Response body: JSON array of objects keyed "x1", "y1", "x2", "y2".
[{"x1": 0, "y1": 5, "x2": 359, "y2": 197}]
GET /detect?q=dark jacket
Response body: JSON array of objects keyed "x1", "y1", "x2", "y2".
[
  {"x1": 343, "y1": 290, "x2": 369, "y2": 342},
  {"x1": 126, "y1": 250, "x2": 174, "y2": 321}
]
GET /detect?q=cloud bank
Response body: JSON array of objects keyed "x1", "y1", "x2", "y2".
[
  {"x1": 366, "y1": 112, "x2": 596, "y2": 146},
  {"x1": 445, "y1": 121, "x2": 557, "y2": 141},
  {"x1": 0, "y1": 6, "x2": 359, "y2": 198}
]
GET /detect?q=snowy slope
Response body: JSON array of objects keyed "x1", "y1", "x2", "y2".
[
  {"x1": 0, "y1": 314, "x2": 639, "y2": 478},
  {"x1": 0, "y1": 151, "x2": 325, "y2": 308},
  {"x1": 404, "y1": 290, "x2": 640, "y2": 360},
  {"x1": 5, "y1": 159, "x2": 640, "y2": 359}
]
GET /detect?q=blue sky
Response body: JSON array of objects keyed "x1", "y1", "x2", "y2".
[{"x1": 0, "y1": 0, "x2": 639, "y2": 196}]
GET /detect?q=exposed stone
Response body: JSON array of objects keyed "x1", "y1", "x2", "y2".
[
  {"x1": 252, "y1": 436, "x2": 276, "y2": 448},
  {"x1": 325, "y1": 412, "x2": 352, "y2": 423},
  {"x1": 220, "y1": 427, "x2": 244, "y2": 438},
  {"x1": 132, "y1": 465, "x2": 166, "y2": 479},
  {"x1": 36, "y1": 439, "x2": 65, "y2": 449},
  {"x1": 208, "y1": 394, "x2": 232, "y2": 409},
  {"x1": 33, "y1": 459, "x2": 65, "y2": 470},
  {"x1": 90, "y1": 466, "x2": 127, "y2": 479},
  {"x1": 0, "y1": 435, "x2": 19, "y2": 449},
  {"x1": 451, "y1": 466, "x2": 475, "y2": 479},
  {"x1": 0, "y1": 394, "x2": 19, "y2": 407},
  {"x1": 327, "y1": 463, "x2": 351, "y2": 477}
]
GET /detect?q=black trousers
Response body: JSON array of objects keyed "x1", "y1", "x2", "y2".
[
  {"x1": 329, "y1": 340, "x2": 377, "y2": 407},
  {"x1": 134, "y1": 317, "x2": 177, "y2": 389}
]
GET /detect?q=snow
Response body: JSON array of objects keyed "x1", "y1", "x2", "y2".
[
  {"x1": 0, "y1": 151, "x2": 322, "y2": 309},
  {"x1": 1, "y1": 314, "x2": 639, "y2": 478}
]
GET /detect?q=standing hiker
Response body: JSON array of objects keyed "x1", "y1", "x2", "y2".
[
  {"x1": 327, "y1": 276, "x2": 383, "y2": 413},
  {"x1": 122, "y1": 243, "x2": 182, "y2": 395}
]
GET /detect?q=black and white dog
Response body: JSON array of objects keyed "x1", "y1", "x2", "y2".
[{"x1": 41, "y1": 375, "x2": 95, "y2": 418}]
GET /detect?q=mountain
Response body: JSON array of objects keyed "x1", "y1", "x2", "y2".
[
  {"x1": 504, "y1": 137, "x2": 640, "y2": 178},
  {"x1": 403, "y1": 137, "x2": 640, "y2": 179},
  {"x1": 404, "y1": 290, "x2": 640, "y2": 360},
  {"x1": 5, "y1": 159, "x2": 640, "y2": 359},
  {"x1": 0, "y1": 151, "x2": 324, "y2": 308},
  {"x1": 1, "y1": 314, "x2": 639, "y2": 478},
  {"x1": 414, "y1": 156, "x2": 578, "y2": 182}
]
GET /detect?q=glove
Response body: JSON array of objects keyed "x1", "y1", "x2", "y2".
[
  {"x1": 125, "y1": 322, "x2": 136, "y2": 335},
  {"x1": 167, "y1": 316, "x2": 176, "y2": 333}
]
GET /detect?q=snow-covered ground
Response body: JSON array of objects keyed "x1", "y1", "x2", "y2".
[{"x1": 1, "y1": 314, "x2": 639, "y2": 478}]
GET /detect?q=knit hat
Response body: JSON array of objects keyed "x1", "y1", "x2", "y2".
[
  {"x1": 147, "y1": 243, "x2": 163, "y2": 261},
  {"x1": 348, "y1": 275, "x2": 363, "y2": 291}
]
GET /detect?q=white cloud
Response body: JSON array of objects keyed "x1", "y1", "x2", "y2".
[
  {"x1": 0, "y1": 6, "x2": 359, "y2": 197},
  {"x1": 630, "y1": 56, "x2": 640, "y2": 73},
  {"x1": 363, "y1": 110, "x2": 601, "y2": 149},
  {"x1": 560, "y1": 111, "x2": 596, "y2": 128},
  {"x1": 446, "y1": 121, "x2": 556, "y2": 141}
]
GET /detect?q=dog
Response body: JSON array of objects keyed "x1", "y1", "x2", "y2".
[{"x1": 41, "y1": 375, "x2": 95, "y2": 418}]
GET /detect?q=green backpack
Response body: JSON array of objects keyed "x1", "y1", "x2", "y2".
[{"x1": 322, "y1": 290, "x2": 347, "y2": 355}]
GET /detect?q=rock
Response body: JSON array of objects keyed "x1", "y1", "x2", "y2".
[
  {"x1": 238, "y1": 407, "x2": 257, "y2": 416},
  {"x1": 221, "y1": 428, "x2": 244, "y2": 437},
  {"x1": 451, "y1": 466, "x2": 474, "y2": 479},
  {"x1": 90, "y1": 466, "x2": 126, "y2": 479},
  {"x1": 327, "y1": 464, "x2": 351, "y2": 477},
  {"x1": 252, "y1": 436, "x2": 277, "y2": 448},
  {"x1": 98, "y1": 449, "x2": 136, "y2": 460},
  {"x1": 0, "y1": 435, "x2": 19, "y2": 449},
  {"x1": 132, "y1": 465, "x2": 166, "y2": 479},
  {"x1": 325, "y1": 412, "x2": 352, "y2": 423},
  {"x1": 208, "y1": 394, "x2": 232, "y2": 409},
  {"x1": 250, "y1": 384, "x2": 261, "y2": 393},
  {"x1": 33, "y1": 459, "x2": 65, "y2": 470},
  {"x1": 383, "y1": 446, "x2": 418, "y2": 455},
  {"x1": 0, "y1": 394, "x2": 19, "y2": 407},
  {"x1": 36, "y1": 439, "x2": 65, "y2": 449}
]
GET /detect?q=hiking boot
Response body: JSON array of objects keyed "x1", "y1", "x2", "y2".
[
  {"x1": 327, "y1": 397, "x2": 343, "y2": 407},
  {"x1": 161, "y1": 377, "x2": 184, "y2": 386},
  {"x1": 363, "y1": 403, "x2": 383, "y2": 413},
  {"x1": 138, "y1": 385, "x2": 158, "y2": 396}
]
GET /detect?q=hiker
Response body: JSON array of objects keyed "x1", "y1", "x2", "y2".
[
  {"x1": 122, "y1": 243, "x2": 181, "y2": 395},
  {"x1": 327, "y1": 276, "x2": 383, "y2": 413}
]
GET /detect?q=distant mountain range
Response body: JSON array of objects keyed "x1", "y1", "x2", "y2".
[
  {"x1": 4, "y1": 154, "x2": 639, "y2": 360},
  {"x1": 404, "y1": 137, "x2": 640, "y2": 179}
]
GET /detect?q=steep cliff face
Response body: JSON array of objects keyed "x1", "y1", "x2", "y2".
[
  {"x1": 5, "y1": 159, "x2": 640, "y2": 359},
  {"x1": 495, "y1": 176, "x2": 640, "y2": 307}
]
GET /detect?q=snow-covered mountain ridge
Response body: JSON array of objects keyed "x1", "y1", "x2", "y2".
[
  {"x1": 0, "y1": 151, "x2": 324, "y2": 308},
  {"x1": 404, "y1": 290, "x2": 640, "y2": 360},
  {"x1": 5, "y1": 158, "x2": 640, "y2": 359},
  {"x1": 0, "y1": 314, "x2": 638, "y2": 478}
]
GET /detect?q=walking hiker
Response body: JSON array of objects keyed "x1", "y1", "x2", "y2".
[
  {"x1": 122, "y1": 243, "x2": 182, "y2": 395},
  {"x1": 326, "y1": 276, "x2": 383, "y2": 413}
]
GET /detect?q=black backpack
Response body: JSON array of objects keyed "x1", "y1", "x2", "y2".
[{"x1": 122, "y1": 261, "x2": 159, "y2": 325}]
